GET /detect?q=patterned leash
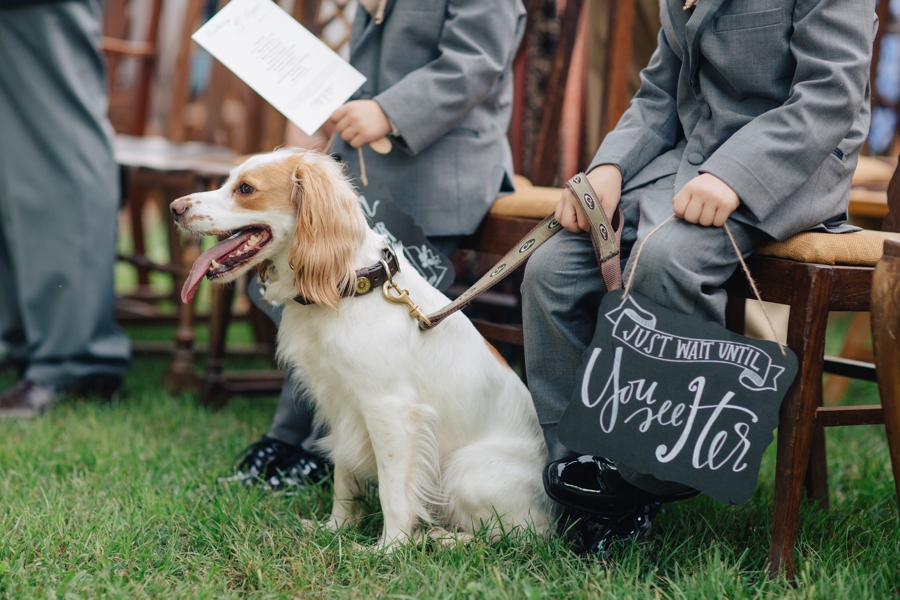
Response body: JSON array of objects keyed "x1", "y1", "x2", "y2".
[{"x1": 420, "y1": 173, "x2": 622, "y2": 329}]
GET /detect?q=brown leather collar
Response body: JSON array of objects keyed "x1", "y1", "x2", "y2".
[{"x1": 293, "y1": 247, "x2": 399, "y2": 305}]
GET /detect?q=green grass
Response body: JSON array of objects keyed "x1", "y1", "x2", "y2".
[{"x1": 0, "y1": 322, "x2": 898, "y2": 598}]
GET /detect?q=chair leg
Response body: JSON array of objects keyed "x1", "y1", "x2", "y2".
[
  {"x1": 200, "y1": 281, "x2": 236, "y2": 407},
  {"x1": 164, "y1": 232, "x2": 201, "y2": 392},
  {"x1": 804, "y1": 425, "x2": 829, "y2": 509},
  {"x1": 871, "y1": 240, "x2": 900, "y2": 508},
  {"x1": 767, "y1": 265, "x2": 833, "y2": 580}
]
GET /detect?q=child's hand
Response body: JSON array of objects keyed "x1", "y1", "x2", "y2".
[
  {"x1": 555, "y1": 165, "x2": 622, "y2": 233},
  {"x1": 673, "y1": 174, "x2": 740, "y2": 227},
  {"x1": 330, "y1": 101, "x2": 393, "y2": 148}
]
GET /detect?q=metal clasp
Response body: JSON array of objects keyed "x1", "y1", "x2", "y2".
[{"x1": 382, "y1": 281, "x2": 432, "y2": 328}]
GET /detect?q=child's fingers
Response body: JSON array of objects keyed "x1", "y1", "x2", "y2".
[
  {"x1": 334, "y1": 115, "x2": 354, "y2": 134},
  {"x1": 672, "y1": 188, "x2": 689, "y2": 218},
  {"x1": 697, "y1": 199, "x2": 717, "y2": 226},
  {"x1": 331, "y1": 104, "x2": 348, "y2": 122},
  {"x1": 340, "y1": 124, "x2": 359, "y2": 142},
  {"x1": 681, "y1": 196, "x2": 703, "y2": 224}
]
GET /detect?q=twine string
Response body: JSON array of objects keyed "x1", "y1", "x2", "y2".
[
  {"x1": 358, "y1": 146, "x2": 369, "y2": 187},
  {"x1": 724, "y1": 222, "x2": 786, "y2": 357},
  {"x1": 323, "y1": 130, "x2": 338, "y2": 155},
  {"x1": 621, "y1": 215, "x2": 786, "y2": 357},
  {"x1": 622, "y1": 215, "x2": 675, "y2": 300}
]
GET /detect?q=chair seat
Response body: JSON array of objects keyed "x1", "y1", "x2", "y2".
[
  {"x1": 490, "y1": 175, "x2": 561, "y2": 219},
  {"x1": 755, "y1": 230, "x2": 899, "y2": 267},
  {"x1": 490, "y1": 175, "x2": 897, "y2": 267},
  {"x1": 113, "y1": 134, "x2": 239, "y2": 177}
]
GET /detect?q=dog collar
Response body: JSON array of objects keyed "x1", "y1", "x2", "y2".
[{"x1": 293, "y1": 247, "x2": 400, "y2": 305}]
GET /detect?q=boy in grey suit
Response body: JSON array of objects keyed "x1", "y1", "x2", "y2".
[
  {"x1": 224, "y1": 0, "x2": 526, "y2": 488},
  {"x1": 526, "y1": 0, "x2": 876, "y2": 557}
]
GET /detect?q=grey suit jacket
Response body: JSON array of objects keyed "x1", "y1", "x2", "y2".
[
  {"x1": 591, "y1": 0, "x2": 876, "y2": 240},
  {"x1": 331, "y1": 0, "x2": 526, "y2": 237}
]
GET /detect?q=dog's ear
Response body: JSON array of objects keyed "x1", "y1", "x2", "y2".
[{"x1": 289, "y1": 155, "x2": 365, "y2": 310}]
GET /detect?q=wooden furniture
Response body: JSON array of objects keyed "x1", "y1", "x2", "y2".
[
  {"x1": 102, "y1": 0, "x2": 165, "y2": 136},
  {"x1": 105, "y1": 0, "x2": 319, "y2": 390},
  {"x1": 871, "y1": 238, "x2": 900, "y2": 508},
  {"x1": 722, "y1": 228, "x2": 898, "y2": 579}
]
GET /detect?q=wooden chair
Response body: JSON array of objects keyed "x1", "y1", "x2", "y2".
[
  {"x1": 871, "y1": 238, "x2": 900, "y2": 510},
  {"x1": 105, "y1": 0, "x2": 309, "y2": 390},
  {"x1": 102, "y1": 0, "x2": 165, "y2": 137}
]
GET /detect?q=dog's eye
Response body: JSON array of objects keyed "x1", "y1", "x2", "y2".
[{"x1": 237, "y1": 182, "x2": 254, "y2": 195}]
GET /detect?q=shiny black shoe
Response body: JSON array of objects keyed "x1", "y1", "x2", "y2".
[
  {"x1": 218, "y1": 436, "x2": 332, "y2": 492},
  {"x1": 544, "y1": 455, "x2": 698, "y2": 516},
  {"x1": 561, "y1": 502, "x2": 660, "y2": 560}
]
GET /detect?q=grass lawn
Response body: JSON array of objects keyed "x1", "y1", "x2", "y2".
[{"x1": 1, "y1": 316, "x2": 898, "y2": 599}]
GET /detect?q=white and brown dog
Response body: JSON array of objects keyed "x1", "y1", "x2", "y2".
[{"x1": 172, "y1": 148, "x2": 553, "y2": 547}]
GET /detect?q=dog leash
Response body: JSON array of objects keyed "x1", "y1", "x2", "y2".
[
  {"x1": 418, "y1": 173, "x2": 623, "y2": 330},
  {"x1": 412, "y1": 173, "x2": 786, "y2": 357}
]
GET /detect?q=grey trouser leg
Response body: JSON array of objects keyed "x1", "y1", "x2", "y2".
[
  {"x1": 246, "y1": 276, "x2": 319, "y2": 449},
  {"x1": 253, "y1": 234, "x2": 461, "y2": 450},
  {"x1": 0, "y1": 0, "x2": 130, "y2": 389},
  {"x1": 521, "y1": 175, "x2": 769, "y2": 495}
]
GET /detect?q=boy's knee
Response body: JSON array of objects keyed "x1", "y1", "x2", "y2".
[
  {"x1": 627, "y1": 233, "x2": 689, "y2": 296},
  {"x1": 521, "y1": 242, "x2": 566, "y2": 303}
]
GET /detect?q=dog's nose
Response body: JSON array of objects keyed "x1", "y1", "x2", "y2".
[{"x1": 170, "y1": 199, "x2": 189, "y2": 219}]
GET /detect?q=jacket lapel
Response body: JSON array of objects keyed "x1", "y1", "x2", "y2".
[
  {"x1": 684, "y1": 0, "x2": 725, "y2": 64},
  {"x1": 349, "y1": 0, "x2": 398, "y2": 58},
  {"x1": 684, "y1": 0, "x2": 727, "y2": 77},
  {"x1": 664, "y1": 0, "x2": 689, "y2": 56}
]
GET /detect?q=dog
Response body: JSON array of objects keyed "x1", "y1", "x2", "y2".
[{"x1": 171, "y1": 148, "x2": 554, "y2": 547}]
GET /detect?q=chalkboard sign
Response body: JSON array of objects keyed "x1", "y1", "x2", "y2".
[
  {"x1": 558, "y1": 290, "x2": 798, "y2": 505},
  {"x1": 355, "y1": 180, "x2": 455, "y2": 293}
]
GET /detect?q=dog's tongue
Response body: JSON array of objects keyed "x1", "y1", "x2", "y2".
[{"x1": 181, "y1": 231, "x2": 253, "y2": 304}]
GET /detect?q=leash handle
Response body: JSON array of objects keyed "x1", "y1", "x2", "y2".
[
  {"x1": 565, "y1": 173, "x2": 624, "y2": 292},
  {"x1": 421, "y1": 173, "x2": 622, "y2": 329}
]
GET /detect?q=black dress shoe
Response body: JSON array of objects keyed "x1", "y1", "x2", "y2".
[
  {"x1": 562, "y1": 502, "x2": 660, "y2": 560},
  {"x1": 544, "y1": 455, "x2": 698, "y2": 516},
  {"x1": 66, "y1": 375, "x2": 123, "y2": 400},
  {"x1": 0, "y1": 355, "x2": 26, "y2": 378},
  {"x1": 0, "y1": 380, "x2": 57, "y2": 419},
  {"x1": 218, "y1": 436, "x2": 332, "y2": 493}
]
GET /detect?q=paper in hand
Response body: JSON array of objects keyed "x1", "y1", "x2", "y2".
[{"x1": 192, "y1": 0, "x2": 366, "y2": 136}]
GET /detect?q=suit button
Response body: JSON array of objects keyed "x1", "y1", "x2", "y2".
[
  {"x1": 700, "y1": 103, "x2": 712, "y2": 118},
  {"x1": 688, "y1": 152, "x2": 705, "y2": 165}
]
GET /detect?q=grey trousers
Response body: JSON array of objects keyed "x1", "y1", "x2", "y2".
[
  {"x1": 0, "y1": 0, "x2": 130, "y2": 388},
  {"x1": 521, "y1": 175, "x2": 769, "y2": 495},
  {"x1": 255, "y1": 234, "x2": 461, "y2": 449}
]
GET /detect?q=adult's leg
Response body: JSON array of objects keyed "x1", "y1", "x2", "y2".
[
  {"x1": 0, "y1": 0, "x2": 130, "y2": 390},
  {"x1": 0, "y1": 221, "x2": 26, "y2": 369}
]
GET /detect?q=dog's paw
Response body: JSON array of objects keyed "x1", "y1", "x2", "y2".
[
  {"x1": 426, "y1": 527, "x2": 474, "y2": 547},
  {"x1": 298, "y1": 518, "x2": 321, "y2": 531}
]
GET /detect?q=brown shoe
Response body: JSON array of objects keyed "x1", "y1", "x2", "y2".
[{"x1": 0, "y1": 380, "x2": 57, "y2": 418}]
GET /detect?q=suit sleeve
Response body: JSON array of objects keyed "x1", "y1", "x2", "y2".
[
  {"x1": 373, "y1": 0, "x2": 524, "y2": 156},
  {"x1": 588, "y1": 27, "x2": 683, "y2": 179},
  {"x1": 701, "y1": 0, "x2": 875, "y2": 223}
]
